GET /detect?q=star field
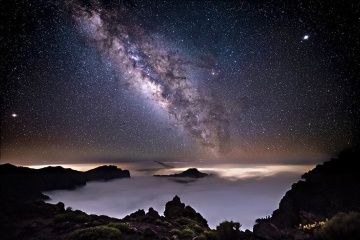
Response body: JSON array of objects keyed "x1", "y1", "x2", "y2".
[{"x1": 1, "y1": 0, "x2": 359, "y2": 165}]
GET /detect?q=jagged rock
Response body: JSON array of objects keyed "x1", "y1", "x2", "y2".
[
  {"x1": 164, "y1": 196, "x2": 208, "y2": 227},
  {"x1": 147, "y1": 207, "x2": 160, "y2": 218},
  {"x1": 55, "y1": 202, "x2": 65, "y2": 212},
  {"x1": 183, "y1": 205, "x2": 208, "y2": 227},
  {"x1": 129, "y1": 209, "x2": 146, "y2": 219},
  {"x1": 253, "y1": 222, "x2": 281, "y2": 240},
  {"x1": 164, "y1": 196, "x2": 185, "y2": 219}
]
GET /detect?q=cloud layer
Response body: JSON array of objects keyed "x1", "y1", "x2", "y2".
[{"x1": 46, "y1": 170, "x2": 303, "y2": 230}]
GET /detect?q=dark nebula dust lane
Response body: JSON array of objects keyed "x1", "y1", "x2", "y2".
[{"x1": 66, "y1": 0, "x2": 231, "y2": 153}]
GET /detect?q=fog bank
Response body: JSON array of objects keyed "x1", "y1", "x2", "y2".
[{"x1": 46, "y1": 168, "x2": 306, "y2": 230}]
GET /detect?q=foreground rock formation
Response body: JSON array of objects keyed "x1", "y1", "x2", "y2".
[
  {"x1": 0, "y1": 195, "x2": 216, "y2": 240},
  {"x1": 164, "y1": 195, "x2": 208, "y2": 227}
]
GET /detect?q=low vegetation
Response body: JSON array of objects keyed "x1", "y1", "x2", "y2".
[
  {"x1": 67, "y1": 226, "x2": 122, "y2": 240},
  {"x1": 54, "y1": 210, "x2": 93, "y2": 223},
  {"x1": 107, "y1": 222, "x2": 133, "y2": 233},
  {"x1": 215, "y1": 220, "x2": 242, "y2": 239},
  {"x1": 314, "y1": 211, "x2": 360, "y2": 240},
  {"x1": 179, "y1": 228, "x2": 195, "y2": 238}
]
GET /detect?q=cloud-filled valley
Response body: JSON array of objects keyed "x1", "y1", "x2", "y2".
[{"x1": 45, "y1": 167, "x2": 306, "y2": 230}]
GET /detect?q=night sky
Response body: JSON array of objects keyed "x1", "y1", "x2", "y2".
[{"x1": 1, "y1": 0, "x2": 359, "y2": 165}]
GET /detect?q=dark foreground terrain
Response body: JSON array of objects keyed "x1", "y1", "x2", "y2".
[{"x1": 1, "y1": 149, "x2": 360, "y2": 239}]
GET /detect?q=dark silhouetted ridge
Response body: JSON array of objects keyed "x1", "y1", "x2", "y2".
[
  {"x1": 0, "y1": 164, "x2": 130, "y2": 202},
  {"x1": 256, "y1": 148, "x2": 360, "y2": 230},
  {"x1": 154, "y1": 168, "x2": 209, "y2": 178}
]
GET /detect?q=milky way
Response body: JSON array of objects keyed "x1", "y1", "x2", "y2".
[
  {"x1": 3, "y1": 0, "x2": 357, "y2": 164},
  {"x1": 66, "y1": 0, "x2": 231, "y2": 153}
]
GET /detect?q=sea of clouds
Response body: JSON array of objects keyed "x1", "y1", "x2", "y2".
[{"x1": 45, "y1": 164, "x2": 312, "y2": 230}]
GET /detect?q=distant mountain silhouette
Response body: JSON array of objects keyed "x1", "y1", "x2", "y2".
[
  {"x1": 154, "y1": 168, "x2": 209, "y2": 178},
  {"x1": 0, "y1": 164, "x2": 130, "y2": 201},
  {"x1": 86, "y1": 165, "x2": 130, "y2": 181}
]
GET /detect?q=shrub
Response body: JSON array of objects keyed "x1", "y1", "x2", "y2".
[
  {"x1": 215, "y1": 220, "x2": 241, "y2": 240},
  {"x1": 197, "y1": 234, "x2": 207, "y2": 240},
  {"x1": 175, "y1": 217, "x2": 193, "y2": 226},
  {"x1": 107, "y1": 222, "x2": 133, "y2": 233},
  {"x1": 155, "y1": 219, "x2": 163, "y2": 225},
  {"x1": 179, "y1": 228, "x2": 195, "y2": 238},
  {"x1": 54, "y1": 211, "x2": 92, "y2": 223},
  {"x1": 175, "y1": 217, "x2": 204, "y2": 233},
  {"x1": 169, "y1": 228, "x2": 181, "y2": 236},
  {"x1": 203, "y1": 230, "x2": 217, "y2": 240},
  {"x1": 315, "y1": 212, "x2": 360, "y2": 240},
  {"x1": 191, "y1": 223, "x2": 204, "y2": 234},
  {"x1": 161, "y1": 220, "x2": 172, "y2": 228},
  {"x1": 67, "y1": 226, "x2": 122, "y2": 240},
  {"x1": 97, "y1": 215, "x2": 113, "y2": 224}
]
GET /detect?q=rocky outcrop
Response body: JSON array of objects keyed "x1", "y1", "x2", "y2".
[
  {"x1": 164, "y1": 195, "x2": 208, "y2": 227},
  {"x1": 164, "y1": 196, "x2": 185, "y2": 219},
  {"x1": 264, "y1": 149, "x2": 360, "y2": 229},
  {"x1": 127, "y1": 209, "x2": 146, "y2": 220},
  {"x1": 154, "y1": 168, "x2": 209, "y2": 178},
  {"x1": 0, "y1": 164, "x2": 130, "y2": 202},
  {"x1": 124, "y1": 208, "x2": 161, "y2": 223},
  {"x1": 146, "y1": 207, "x2": 160, "y2": 219}
]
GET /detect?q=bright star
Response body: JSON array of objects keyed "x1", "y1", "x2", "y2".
[
  {"x1": 12, "y1": 113, "x2": 18, "y2": 117},
  {"x1": 303, "y1": 35, "x2": 309, "y2": 40}
]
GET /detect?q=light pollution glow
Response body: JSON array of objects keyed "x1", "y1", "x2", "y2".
[{"x1": 24, "y1": 163, "x2": 315, "y2": 179}]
